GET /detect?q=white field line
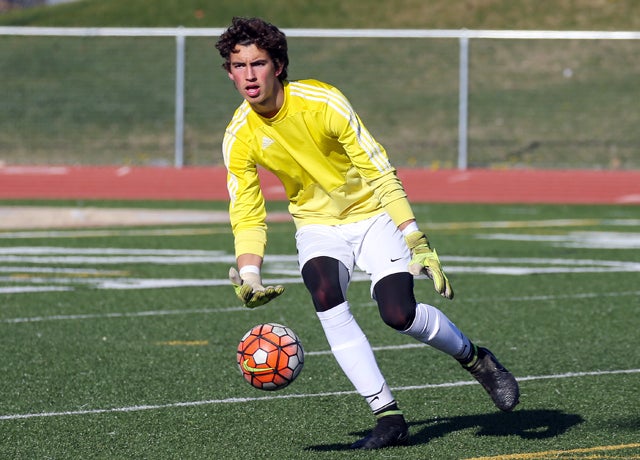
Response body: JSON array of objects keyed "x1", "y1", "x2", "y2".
[
  {"x1": 3, "y1": 217, "x2": 634, "y2": 293},
  {"x1": 0, "y1": 286, "x2": 73, "y2": 294},
  {"x1": 0, "y1": 368, "x2": 638, "y2": 421},
  {"x1": 2, "y1": 289, "x2": 639, "y2": 324},
  {"x1": 3, "y1": 264, "x2": 639, "y2": 294},
  {"x1": 0, "y1": 247, "x2": 637, "y2": 266},
  {"x1": 1, "y1": 218, "x2": 638, "y2": 239},
  {"x1": 1, "y1": 306, "x2": 246, "y2": 323},
  {"x1": 478, "y1": 231, "x2": 640, "y2": 249},
  {"x1": 1, "y1": 249, "x2": 639, "y2": 294},
  {"x1": 0, "y1": 266, "x2": 127, "y2": 274},
  {"x1": 0, "y1": 228, "x2": 221, "y2": 239},
  {"x1": 0, "y1": 247, "x2": 229, "y2": 255}
]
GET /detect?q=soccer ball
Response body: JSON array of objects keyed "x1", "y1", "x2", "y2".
[{"x1": 237, "y1": 322, "x2": 304, "y2": 391}]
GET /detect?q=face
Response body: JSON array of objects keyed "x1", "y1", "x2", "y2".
[{"x1": 227, "y1": 44, "x2": 284, "y2": 118}]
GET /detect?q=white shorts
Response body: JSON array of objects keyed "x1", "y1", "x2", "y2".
[{"x1": 295, "y1": 212, "x2": 411, "y2": 295}]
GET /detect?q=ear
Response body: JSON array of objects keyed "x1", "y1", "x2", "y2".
[{"x1": 274, "y1": 62, "x2": 284, "y2": 78}]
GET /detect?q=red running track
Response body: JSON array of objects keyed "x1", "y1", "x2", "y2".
[{"x1": 0, "y1": 165, "x2": 639, "y2": 204}]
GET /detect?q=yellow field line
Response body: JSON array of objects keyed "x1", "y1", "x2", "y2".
[
  {"x1": 426, "y1": 218, "x2": 602, "y2": 230},
  {"x1": 466, "y1": 443, "x2": 640, "y2": 460},
  {"x1": 155, "y1": 340, "x2": 209, "y2": 346}
]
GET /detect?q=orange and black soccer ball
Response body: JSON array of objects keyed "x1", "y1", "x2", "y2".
[{"x1": 237, "y1": 323, "x2": 304, "y2": 391}]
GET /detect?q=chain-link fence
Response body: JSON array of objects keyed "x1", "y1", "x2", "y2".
[{"x1": 1, "y1": 27, "x2": 639, "y2": 169}]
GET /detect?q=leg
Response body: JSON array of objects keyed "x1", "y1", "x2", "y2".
[
  {"x1": 301, "y1": 256, "x2": 348, "y2": 313},
  {"x1": 302, "y1": 256, "x2": 395, "y2": 411},
  {"x1": 301, "y1": 256, "x2": 408, "y2": 449},
  {"x1": 372, "y1": 271, "x2": 417, "y2": 331},
  {"x1": 374, "y1": 275, "x2": 519, "y2": 411},
  {"x1": 374, "y1": 273, "x2": 473, "y2": 359}
]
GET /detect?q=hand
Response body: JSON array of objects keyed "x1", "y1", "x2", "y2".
[
  {"x1": 229, "y1": 267, "x2": 285, "y2": 308},
  {"x1": 404, "y1": 231, "x2": 454, "y2": 299}
]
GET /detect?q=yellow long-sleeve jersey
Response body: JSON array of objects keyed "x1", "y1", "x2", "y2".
[{"x1": 222, "y1": 79, "x2": 415, "y2": 258}]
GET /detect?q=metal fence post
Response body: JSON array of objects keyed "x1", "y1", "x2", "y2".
[
  {"x1": 458, "y1": 34, "x2": 469, "y2": 170},
  {"x1": 174, "y1": 28, "x2": 186, "y2": 168}
]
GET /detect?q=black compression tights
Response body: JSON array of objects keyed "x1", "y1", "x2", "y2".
[{"x1": 301, "y1": 256, "x2": 417, "y2": 331}]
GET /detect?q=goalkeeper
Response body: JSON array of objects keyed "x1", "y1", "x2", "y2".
[{"x1": 216, "y1": 17, "x2": 519, "y2": 450}]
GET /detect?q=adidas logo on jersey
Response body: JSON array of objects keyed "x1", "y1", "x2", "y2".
[{"x1": 262, "y1": 136, "x2": 275, "y2": 149}]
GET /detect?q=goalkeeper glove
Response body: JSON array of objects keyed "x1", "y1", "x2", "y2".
[
  {"x1": 229, "y1": 267, "x2": 285, "y2": 308},
  {"x1": 405, "y1": 231, "x2": 454, "y2": 299}
]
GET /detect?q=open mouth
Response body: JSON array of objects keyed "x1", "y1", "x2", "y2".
[{"x1": 245, "y1": 85, "x2": 260, "y2": 98}]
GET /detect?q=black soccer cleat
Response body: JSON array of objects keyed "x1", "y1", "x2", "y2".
[
  {"x1": 350, "y1": 413, "x2": 409, "y2": 450},
  {"x1": 463, "y1": 346, "x2": 520, "y2": 412}
]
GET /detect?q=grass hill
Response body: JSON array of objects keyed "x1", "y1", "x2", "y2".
[
  {"x1": 1, "y1": 0, "x2": 639, "y2": 169},
  {"x1": 2, "y1": 0, "x2": 640, "y2": 30}
]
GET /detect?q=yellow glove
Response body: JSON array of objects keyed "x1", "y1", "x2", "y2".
[
  {"x1": 229, "y1": 267, "x2": 285, "y2": 308},
  {"x1": 405, "y1": 231, "x2": 454, "y2": 299}
]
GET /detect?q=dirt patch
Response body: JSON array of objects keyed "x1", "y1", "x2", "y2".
[
  {"x1": 0, "y1": 206, "x2": 294, "y2": 230},
  {"x1": 0, "y1": 207, "x2": 237, "y2": 229}
]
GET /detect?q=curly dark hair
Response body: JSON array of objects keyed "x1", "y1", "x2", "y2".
[{"x1": 215, "y1": 17, "x2": 289, "y2": 81}]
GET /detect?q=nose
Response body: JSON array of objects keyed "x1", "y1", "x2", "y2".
[{"x1": 245, "y1": 66, "x2": 257, "y2": 81}]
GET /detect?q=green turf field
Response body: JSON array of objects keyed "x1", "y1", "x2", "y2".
[{"x1": 0, "y1": 201, "x2": 638, "y2": 459}]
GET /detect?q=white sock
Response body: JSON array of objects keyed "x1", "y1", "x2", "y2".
[
  {"x1": 402, "y1": 303, "x2": 473, "y2": 360},
  {"x1": 316, "y1": 301, "x2": 395, "y2": 412}
]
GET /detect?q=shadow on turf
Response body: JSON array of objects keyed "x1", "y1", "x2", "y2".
[{"x1": 305, "y1": 409, "x2": 583, "y2": 452}]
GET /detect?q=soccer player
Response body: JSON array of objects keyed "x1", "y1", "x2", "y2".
[{"x1": 216, "y1": 17, "x2": 519, "y2": 450}]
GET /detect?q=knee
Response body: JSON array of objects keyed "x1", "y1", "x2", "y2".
[
  {"x1": 379, "y1": 306, "x2": 415, "y2": 331},
  {"x1": 310, "y1": 288, "x2": 344, "y2": 312},
  {"x1": 301, "y1": 257, "x2": 347, "y2": 312},
  {"x1": 373, "y1": 272, "x2": 417, "y2": 331}
]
